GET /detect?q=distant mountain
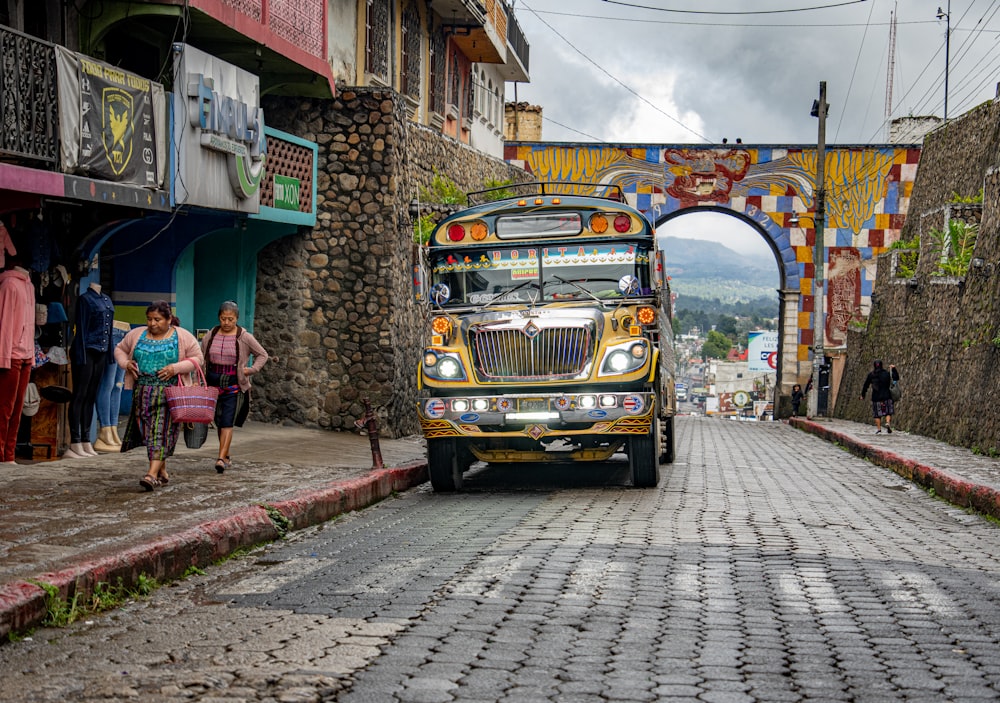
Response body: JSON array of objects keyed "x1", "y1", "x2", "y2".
[{"x1": 659, "y1": 236, "x2": 779, "y2": 305}]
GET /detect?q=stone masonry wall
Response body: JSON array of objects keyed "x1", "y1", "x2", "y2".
[
  {"x1": 251, "y1": 89, "x2": 527, "y2": 438},
  {"x1": 835, "y1": 99, "x2": 1000, "y2": 452}
]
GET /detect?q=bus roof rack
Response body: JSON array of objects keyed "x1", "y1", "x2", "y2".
[{"x1": 466, "y1": 181, "x2": 626, "y2": 206}]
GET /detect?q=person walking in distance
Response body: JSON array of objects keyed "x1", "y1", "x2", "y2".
[
  {"x1": 200, "y1": 300, "x2": 269, "y2": 473},
  {"x1": 860, "y1": 359, "x2": 899, "y2": 434},
  {"x1": 791, "y1": 383, "x2": 804, "y2": 417}
]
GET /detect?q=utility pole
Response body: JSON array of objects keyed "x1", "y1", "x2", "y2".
[
  {"x1": 808, "y1": 81, "x2": 828, "y2": 419},
  {"x1": 937, "y1": 2, "x2": 951, "y2": 120}
]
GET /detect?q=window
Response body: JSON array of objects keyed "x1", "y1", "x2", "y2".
[
  {"x1": 429, "y1": 28, "x2": 446, "y2": 114},
  {"x1": 365, "y1": 0, "x2": 390, "y2": 79},
  {"x1": 401, "y1": 3, "x2": 421, "y2": 99}
]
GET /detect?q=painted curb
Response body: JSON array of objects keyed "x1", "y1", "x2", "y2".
[
  {"x1": 789, "y1": 418, "x2": 1000, "y2": 520},
  {"x1": 0, "y1": 462, "x2": 428, "y2": 642}
]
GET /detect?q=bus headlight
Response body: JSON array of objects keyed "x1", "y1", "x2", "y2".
[
  {"x1": 599, "y1": 340, "x2": 649, "y2": 376},
  {"x1": 422, "y1": 350, "x2": 468, "y2": 381}
]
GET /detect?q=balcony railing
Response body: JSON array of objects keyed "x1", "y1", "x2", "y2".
[
  {"x1": 0, "y1": 25, "x2": 58, "y2": 164},
  {"x1": 506, "y1": 5, "x2": 529, "y2": 74}
]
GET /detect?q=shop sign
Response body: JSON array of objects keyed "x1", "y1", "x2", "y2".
[
  {"x1": 747, "y1": 330, "x2": 779, "y2": 373},
  {"x1": 172, "y1": 44, "x2": 266, "y2": 212},
  {"x1": 273, "y1": 174, "x2": 300, "y2": 210}
]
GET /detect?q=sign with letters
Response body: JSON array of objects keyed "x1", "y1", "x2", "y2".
[
  {"x1": 172, "y1": 44, "x2": 266, "y2": 212},
  {"x1": 747, "y1": 330, "x2": 779, "y2": 373}
]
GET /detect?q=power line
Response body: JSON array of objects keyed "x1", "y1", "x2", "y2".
[
  {"x1": 600, "y1": 0, "x2": 870, "y2": 15},
  {"x1": 834, "y1": 0, "x2": 877, "y2": 141},
  {"x1": 520, "y1": 2, "x2": 711, "y2": 143},
  {"x1": 532, "y1": 8, "x2": 933, "y2": 28}
]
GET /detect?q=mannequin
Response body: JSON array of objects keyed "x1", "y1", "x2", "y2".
[
  {"x1": 93, "y1": 320, "x2": 129, "y2": 452},
  {"x1": 0, "y1": 252, "x2": 35, "y2": 465},
  {"x1": 65, "y1": 282, "x2": 115, "y2": 459}
]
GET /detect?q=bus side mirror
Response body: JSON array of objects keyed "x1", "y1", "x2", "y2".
[{"x1": 618, "y1": 275, "x2": 640, "y2": 296}]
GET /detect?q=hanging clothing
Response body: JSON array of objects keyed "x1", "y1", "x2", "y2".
[
  {"x1": 0, "y1": 222, "x2": 15, "y2": 270},
  {"x1": 0, "y1": 268, "x2": 34, "y2": 369},
  {"x1": 70, "y1": 287, "x2": 115, "y2": 365}
]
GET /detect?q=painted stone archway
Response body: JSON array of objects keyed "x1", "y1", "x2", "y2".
[{"x1": 505, "y1": 142, "x2": 920, "y2": 405}]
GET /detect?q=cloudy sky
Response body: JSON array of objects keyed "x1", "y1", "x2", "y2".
[{"x1": 507, "y1": 0, "x2": 992, "y2": 146}]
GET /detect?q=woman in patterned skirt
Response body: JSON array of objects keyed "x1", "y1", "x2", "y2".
[
  {"x1": 114, "y1": 301, "x2": 204, "y2": 491},
  {"x1": 201, "y1": 300, "x2": 269, "y2": 473}
]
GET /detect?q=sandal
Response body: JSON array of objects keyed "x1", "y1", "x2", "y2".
[
  {"x1": 139, "y1": 474, "x2": 159, "y2": 492},
  {"x1": 159, "y1": 472, "x2": 169, "y2": 485},
  {"x1": 215, "y1": 459, "x2": 226, "y2": 474}
]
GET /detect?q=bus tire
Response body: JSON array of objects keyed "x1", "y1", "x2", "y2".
[
  {"x1": 428, "y1": 438, "x2": 463, "y2": 492},
  {"x1": 629, "y1": 428, "x2": 660, "y2": 488}
]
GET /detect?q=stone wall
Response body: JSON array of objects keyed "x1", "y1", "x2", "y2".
[
  {"x1": 250, "y1": 89, "x2": 527, "y2": 438},
  {"x1": 835, "y1": 99, "x2": 1000, "y2": 452}
]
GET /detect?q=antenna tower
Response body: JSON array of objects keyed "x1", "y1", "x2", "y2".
[{"x1": 884, "y1": 4, "x2": 897, "y2": 139}]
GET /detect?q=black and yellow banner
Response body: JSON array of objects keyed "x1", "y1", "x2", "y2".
[{"x1": 67, "y1": 54, "x2": 157, "y2": 185}]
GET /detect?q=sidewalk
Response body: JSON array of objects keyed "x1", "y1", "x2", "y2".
[
  {"x1": 790, "y1": 416, "x2": 1000, "y2": 520},
  {"x1": 0, "y1": 421, "x2": 428, "y2": 640},
  {"x1": 4, "y1": 416, "x2": 1000, "y2": 642}
]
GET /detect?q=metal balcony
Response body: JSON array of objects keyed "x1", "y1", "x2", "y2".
[{"x1": 0, "y1": 25, "x2": 58, "y2": 165}]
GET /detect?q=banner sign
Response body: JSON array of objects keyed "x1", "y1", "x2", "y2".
[
  {"x1": 172, "y1": 44, "x2": 266, "y2": 213},
  {"x1": 747, "y1": 330, "x2": 779, "y2": 373},
  {"x1": 57, "y1": 48, "x2": 163, "y2": 188},
  {"x1": 273, "y1": 174, "x2": 301, "y2": 210}
]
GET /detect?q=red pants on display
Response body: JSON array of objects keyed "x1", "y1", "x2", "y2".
[{"x1": 0, "y1": 358, "x2": 32, "y2": 462}]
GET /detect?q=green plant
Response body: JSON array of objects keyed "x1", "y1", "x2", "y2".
[
  {"x1": 928, "y1": 219, "x2": 978, "y2": 276},
  {"x1": 133, "y1": 573, "x2": 157, "y2": 596},
  {"x1": 183, "y1": 565, "x2": 206, "y2": 578},
  {"x1": 480, "y1": 178, "x2": 515, "y2": 202},
  {"x1": 949, "y1": 189, "x2": 983, "y2": 204},
  {"x1": 895, "y1": 250, "x2": 918, "y2": 278},
  {"x1": 412, "y1": 212, "x2": 437, "y2": 246},
  {"x1": 889, "y1": 235, "x2": 919, "y2": 250},
  {"x1": 261, "y1": 504, "x2": 292, "y2": 538},
  {"x1": 419, "y1": 170, "x2": 467, "y2": 206},
  {"x1": 29, "y1": 581, "x2": 82, "y2": 627}
]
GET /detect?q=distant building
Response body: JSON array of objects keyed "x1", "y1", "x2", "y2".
[
  {"x1": 505, "y1": 102, "x2": 543, "y2": 141},
  {"x1": 889, "y1": 116, "x2": 942, "y2": 143}
]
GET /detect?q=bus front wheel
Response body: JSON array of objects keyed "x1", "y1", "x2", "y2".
[{"x1": 428, "y1": 438, "x2": 463, "y2": 492}]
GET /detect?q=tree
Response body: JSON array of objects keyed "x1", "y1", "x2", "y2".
[
  {"x1": 701, "y1": 330, "x2": 732, "y2": 359},
  {"x1": 715, "y1": 314, "x2": 738, "y2": 337}
]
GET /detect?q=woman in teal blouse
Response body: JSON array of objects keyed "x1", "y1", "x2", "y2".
[{"x1": 114, "y1": 301, "x2": 204, "y2": 491}]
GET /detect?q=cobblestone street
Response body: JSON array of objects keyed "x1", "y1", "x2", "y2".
[{"x1": 2, "y1": 417, "x2": 1000, "y2": 702}]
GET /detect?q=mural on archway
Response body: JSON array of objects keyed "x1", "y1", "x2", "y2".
[{"x1": 505, "y1": 143, "x2": 920, "y2": 363}]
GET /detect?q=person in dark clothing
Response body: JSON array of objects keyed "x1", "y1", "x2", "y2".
[
  {"x1": 860, "y1": 359, "x2": 899, "y2": 434},
  {"x1": 791, "y1": 383, "x2": 804, "y2": 416}
]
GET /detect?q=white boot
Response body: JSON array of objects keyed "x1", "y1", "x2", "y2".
[
  {"x1": 93, "y1": 427, "x2": 117, "y2": 453},
  {"x1": 63, "y1": 442, "x2": 91, "y2": 459},
  {"x1": 81, "y1": 442, "x2": 99, "y2": 457}
]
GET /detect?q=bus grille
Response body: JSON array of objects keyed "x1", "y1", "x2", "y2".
[{"x1": 472, "y1": 326, "x2": 593, "y2": 380}]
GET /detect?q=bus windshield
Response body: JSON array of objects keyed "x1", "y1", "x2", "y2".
[{"x1": 429, "y1": 242, "x2": 652, "y2": 306}]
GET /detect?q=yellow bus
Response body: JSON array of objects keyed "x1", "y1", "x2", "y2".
[{"x1": 414, "y1": 182, "x2": 676, "y2": 490}]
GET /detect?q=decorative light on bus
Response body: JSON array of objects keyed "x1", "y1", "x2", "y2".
[
  {"x1": 431, "y1": 316, "x2": 453, "y2": 341},
  {"x1": 614, "y1": 214, "x2": 631, "y2": 233},
  {"x1": 589, "y1": 213, "x2": 609, "y2": 234},
  {"x1": 452, "y1": 399, "x2": 470, "y2": 412},
  {"x1": 472, "y1": 398, "x2": 490, "y2": 411},
  {"x1": 637, "y1": 306, "x2": 656, "y2": 325},
  {"x1": 470, "y1": 221, "x2": 488, "y2": 241},
  {"x1": 448, "y1": 224, "x2": 465, "y2": 242}
]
